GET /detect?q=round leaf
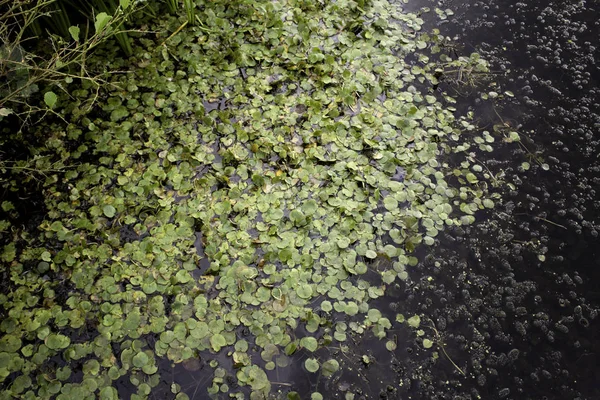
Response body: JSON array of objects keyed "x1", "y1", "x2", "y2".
[
  {"x1": 304, "y1": 358, "x2": 319, "y2": 373},
  {"x1": 132, "y1": 352, "x2": 149, "y2": 368},
  {"x1": 44, "y1": 92, "x2": 57, "y2": 108},
  {"x1": 103, "y1": 205, "x2": 116, "y2": 218}
]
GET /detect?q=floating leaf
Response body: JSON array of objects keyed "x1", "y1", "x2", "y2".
[
  {"x1": 321, "y1": 359, "x2": 340, "y2": 377},
  {"x1": 296, "y1": 283, "x2": 313, "y2": 299},
  {"x1": 300, "y1": 337, "x2": 318, "y2": 352},
  {"x1": 132, "y1": 352, "x2": 149, "y2": 368},
  {"x1": 304, "y1": 358, "x2": 319, "y2": 373},
  {"x1": 103, "y1": 205, "x2": 116, "y2": 218},
  {"x1": 344, "y1": 302, "x2": 359, "y2": 316},
  {"x1": 210, "y1": 334, "x2": 227, "y2": 352},
  {"x1": 99, "y1": 387, "x2": 118, "y2": 400},
  {"x1": 284, "y1": 342, "x2": 297, "y2": 356},
  {"x1": 45, "y1": 334, "x2": 70, "y2": 350},
  {"x1": 176, "y1": 270, "x2": 192, "y2": 283},
  {"x1": 321, "y1": 301, "x2": 333, "y2": 312},
  {"x1": 302, "y1": 200, "x2": 318, "y2": 216},
  {"x1": 386, "y1": 340, "x2": 397, "y2": 351},
  {"x1": 365, "y1": 250, "x2": 377, "y2": 259},
  {"x1": 423, "y1": 339, "x2": 433, "y2": 349},
  {"x1": 407, "y1": 315, "x2": 421, "y2": 328},
  {"x1": 383, "y1": 196, "x2": 398, "y2": 210},
  {"x1": 11, "y1": 375, "x2": 32, "y2": 393}
]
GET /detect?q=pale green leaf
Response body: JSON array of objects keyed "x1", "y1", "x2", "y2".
[{"x1": 44, "y1": 92, "x2": 57, "y2": 108}]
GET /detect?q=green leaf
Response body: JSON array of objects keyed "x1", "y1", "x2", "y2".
[
  {"x1": 11, "y1": 374, "x2": 31, "y2": 393},
  {"x1": 297, "y1": 283, "x2": 313, "y2": 299},
  {"x1": 44, "y1": 92, "x2": 57, "y2": 108},
  {"x1": 321, "y1": 301, "x2": 332, "y2": 312},
  {"x1": 290, "y1": 209, "x2": 305, "y2": 224},
  {"x1": 119, "y1": 0, "x2": 130, "y2": 9},
  {"x1": 41, "y1": 251, "x2": 52, "y2": 262},
  {"x1": 423, "y1": 339, "x2": 434, "y2": 349},
  {"x1": 304, "y1": 358, "x2": 319, "y2": 373},
  {"x1": 56, "y1": 366, "x2": 71, "y2": 381},
  {"x1": 337, "y1": 237, "x2": 350, "y2": 249},
  {"x1": 465, "y1": 172, "x2": 478, "y2": 183},
  {"x1": 321, "y1": 359, "x2": 340, "y2": 377},
  {"x1": 175, "y1": 270, "x2": 192, "y2": 283},
  {"x1": 132, "y1": 352, "x2": 149, "y2": 368},
  {"x1": 210, "y1": 333, "x2": 226, "y2": 352},
  {"x1": 302, "y1": 199, "x2": 318, "y2": 216},
  {"x1": 344, "y1": 302, "x2": 359, "y2": 316},
  {"x1": 0, "y1": 108, "x2": 14, "y2": 117},
  {"x1": 46, "y1": 334, "x2": 70, "y2": 350},
  {"x1": 103, "y1": 205, "x2": 116, "y2": 218},
  {"x1": 279, "y1": 248, "x2": 293, "y2": 262},
  {"x1": 383, "y1": 196, "x2": 398, "y2": 210},
  {"x1": 300, "y1": 337, "x2": 318, "y2": 352},
  {"x1": 407, "y1": 315, "x2": 421, "y2": 328},
  {"x1": 99, "y1": 387, "x2": 118, "y2": 400},
  {"x1": 68, "y1": 26, "x2": 80, "y2": 42},
  {"x1": 284, "y1": 342, "x2": 298, "y2": 356},
  {"x1": 95, "y1": 12, "x2": 112, "y2": 33}
]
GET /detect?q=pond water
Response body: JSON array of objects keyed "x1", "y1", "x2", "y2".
[{"x1": 1, "y1": 0, "x2": 599, "y2": 399}]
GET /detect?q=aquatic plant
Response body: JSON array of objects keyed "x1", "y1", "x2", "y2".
[{"x1": 0, "y1": 0, "x2": 507, "y2": 398}]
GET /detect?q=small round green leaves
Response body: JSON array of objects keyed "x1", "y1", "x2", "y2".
[
  {"x1": 102, "y1": 205, "x2": 116, "y2": 218},
  {"x1": 407, "y1": 315, "x2": 421, "y2": 328},
  {"x1": 45, "y1": 334, "x2": 70, "y2": 350},
  {"x1": 132, "y1": 352, "x2": 149, "y2": 368},
  {"x1": 423, "y1": 339, "x2": 434, "y2": 349},
  {"x1": 300, "y1": 337, "x2": 318, "y2": 352},
  {"x1": 386, "y1": 340, "x2": 397, "y2": 351},
  {"x1": 210, "y1": 334, "x2": 227, "y2": 352},
  {"x1": 99, "y1": 387, "x2": 118, "y2": 400},
  {"x1": 302, "y1": 199, "x2": 318, "y2": 216},
  {"x1": 383, "y1": 196, "x2": 398, "y2": 211},
  {"x1": 0, "y1": 334, "x2": 22, "y2": 352},
  {"x1": 304, "y1": 358, "x2": 319, "y2": 373},
  {"x1": 321, "y1": 359, "x2": 340, "y2": 377},
  {"x1": 44, "y1": 91, "x2": 58, "y2": 108},
  {"x1": 297, "y1": 283, "x2": 313, "y2": 299}
]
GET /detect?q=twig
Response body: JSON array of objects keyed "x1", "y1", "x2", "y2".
[
  {"x1": 425, "y1": 321, "x2": 466, "y2": 376},
  {"x1": 160, "y1": 21, "x2": 188, "y2": 46},
  {"x1": 514, "y1": 213, "x2": 567, "y2": 230}
]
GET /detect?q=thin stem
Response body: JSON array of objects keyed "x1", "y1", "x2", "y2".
[{"x1": 424, "y1": 321, "x2": 466, "y2": 376}]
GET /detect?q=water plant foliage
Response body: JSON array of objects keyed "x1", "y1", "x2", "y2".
[{"x1": 0, "y1": 0, "x2": 501, "y2": 398}]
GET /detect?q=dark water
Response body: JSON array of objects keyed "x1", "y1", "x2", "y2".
[{"x1": 376, "y1": 0, "x2": 600, "y2": 398}]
